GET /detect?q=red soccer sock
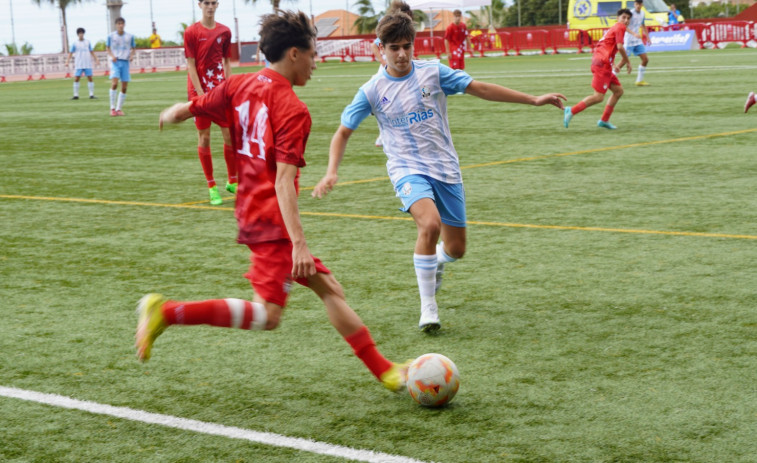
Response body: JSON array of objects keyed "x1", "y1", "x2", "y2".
[
  {"x1": 344, "y1": 326, "x2": 393, "y2": 380},
  {"x1": 571, "y1": 101, "x2": 587, "y2": 115},
  {"x1": 223, "y1": 144, "x2": 238, "y2": 185},
  {"x1": 601, "y1": 105, "x2": 615, "y2": 122},
  {"x1": 162, "y1": 298, "x2": 265, "y2": 330},
  {"x1": 198, "y1": 146, "x2": 215, "y2": 188}
]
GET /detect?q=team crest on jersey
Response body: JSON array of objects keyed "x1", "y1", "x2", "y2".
[
  {"x1": 420, "y1": 87, "x2": 430, "y2": 98},
  {"x1": 401, "y1": 182, "x2": 412, "y2": 196},
  {"x1": 257, "y1": 74, "x2": 272, "y2": 83},
  {"x1": 217, "y1": 37, "x2": 222, "y2": 44}
]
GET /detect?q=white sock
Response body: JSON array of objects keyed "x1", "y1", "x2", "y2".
[
  {"x1": 116, "y1": 92, "x2": 126, "y2": 110},
  {"x1": 87, "y1": 81, "x2": 94, "y2": 96},
  {"x1": 413, "y1": 254, "x2": 437, "y2": 310},
  {"x1": 436, "y1": 241, "x2": 457, "y2": 265},
  {"x1": 73, "y1": 81, "x2": 80, "y2": 97},
  {"x1": 637, "y1": 65, "x2": 646, "y2": 82},
  {"x1": 109, "y1": 89, "x2": 117, "y2": 109}
]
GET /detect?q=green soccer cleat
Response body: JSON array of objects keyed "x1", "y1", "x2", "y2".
[
  {"x1": 597, "y1": 120, "x2": 617, "y2": 130},
  {"x1": 225, "y1": 182, "x2": 238, "y2": 194},
  {"x1": 563, "y1": 106, "x2": 573, "y2": 128},
  {"x1": 380, "y1": 359, "x2": 412, "y2": 393},
  {"x1": 135, "y1": 293, "x2": 168, "y2": 362},
  {"x1": 208, "y1": 185, "x2": 223, "y2": 205}
]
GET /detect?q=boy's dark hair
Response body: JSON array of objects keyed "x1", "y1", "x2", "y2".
[
  {"x1": 634, "y1": 0, "x2": 643, "y2": 4},
  {"x1": 377, "y1": 12, "x2": 416, "y2": 45},
  {"x1": 617, "y1": 8, "x2": 632, "y2": 17},
  {"x1": 453, "y1": 9, "x2": 462, "y2": 16},
  {"x1": 76, "y1": 27, "x2": 85, "y2": 34},
  {"x1": 388, "y1": 0, "x2": 412, "y2": 18},
  {"x1": 258, "y1": 10, "x2": 317, "y2": 63},
  {"x1": 115, "y1": 17, "x2": 125, "y2": 24}
]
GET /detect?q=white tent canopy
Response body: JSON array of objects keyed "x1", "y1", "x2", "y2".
[{"x1": 407, "y1": 0, "x2": 492, "y2": 8}]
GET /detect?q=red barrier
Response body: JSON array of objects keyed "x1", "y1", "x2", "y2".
[
  {"x1": 471, "y1": 32, "x2": 508, "y2": 56},
  {"x1": 0, "y1": 75, "x2": 6, "y2": 82},
  {"x1": 549, "y1": 29, "x2": 591, "y2": 54},
  {"x1": 702, "y1": 21, "x2": 753, "y2": 48},
  {"x1": 513, "y1": 29, "x2": 548, "y2": 55},
  {"x1": 414, "y1": 36, "x2": 444, "y2": 58}
]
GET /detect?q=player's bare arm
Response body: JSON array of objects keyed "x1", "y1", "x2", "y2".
[
  {"x1": 465, "y1": 81, "x2": 566, "y2": 109},
  {"x1": 223, "y1": 57, "x2": 232, "y2": 79},
  {"x1": 186, "y1": 57, "x2": 205, "y2": 96},
  {"x1": 275, "y1": 161, "x2": 316, "y2": 279},
  {"x1": 312, "y1": 125, "x2": 354, "y2": 199},
  {"x1": 614, "y1": 45, "x2": 632, "y2": 74},
  {"x1": 159, "y1": 102, "x2": 193, "y2": 130}
]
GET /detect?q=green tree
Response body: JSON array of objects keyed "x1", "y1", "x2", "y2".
[
  {"x1": 353, "y1": 0, "x2": 380, "y2": 34},
  {"x1": 31, "y1": 0, "x2": 94, "y2": 53},
  {"x1": 468, "y1": 0, "x2": 508, "y2": 28},
  {"x1": 3, "y1": 42, "x2": 34, "y2": 55},
  {"x1": 243, "y1": 0, "x2": 284, "y2": 11}
]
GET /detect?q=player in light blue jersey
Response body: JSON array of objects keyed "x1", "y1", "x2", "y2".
[
  {"x1": 313, "y1": 12, "x2": 566, "y2": 332},
  {"x1": 106, "y1": 17, "x2": 136, "y2": 116},
  {"x1": 624, "y1": 0, "x2": 650, "y2": 86},
  {"x1": 65, "y1": 27, "x2": 100, "y2": 99}
]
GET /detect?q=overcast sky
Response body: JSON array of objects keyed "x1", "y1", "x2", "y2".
[{"x1": 0, "y1": 0, "x2": 393, "y2": 54}]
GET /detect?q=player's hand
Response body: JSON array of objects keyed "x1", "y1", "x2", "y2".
[
  {"x1": 534, "y1": 93, "x2": 567, "y2": 109},
  {"x1": 291, "y1": 242, "x2": 316, "y2": 279},
  {"x1": 312, "y1": 174, "x2": 338, "y2": 199}
]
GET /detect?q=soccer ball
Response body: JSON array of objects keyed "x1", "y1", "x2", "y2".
[{"x1": 406, "y1": 353, "x2": 460, "y2": 407}]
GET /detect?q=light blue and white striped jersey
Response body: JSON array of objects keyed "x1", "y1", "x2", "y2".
[
  {"x1": 70, "y1": 39, "x2": 93, "y2": 69},
  {"x1": 341, "y1": 60, "x2": 473, "y2": 186},
  {"x1": 624, "y1": 9, "x2": 646, "y2": 47},
  {"x1": 107, "y1": 31, "x2": 135, "y2": 60}
]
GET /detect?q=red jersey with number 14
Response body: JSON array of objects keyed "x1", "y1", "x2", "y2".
[
  {"x1": 184, "y1": 21, "x2": 232, "y2": 97},
  {"x1": 592, "y1": 22, "x2": 626, "y2": 65},
  {"x1": 189, "y1": 69, "x2": 310, "y2": 245}
]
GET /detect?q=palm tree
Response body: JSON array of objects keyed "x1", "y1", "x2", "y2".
[
  {"x1": 31, "y1": 0, "x2": 93, "y2": 53},
  {"x1": 468, "y1": 0, "x2": 508, "y2": 28},
  {"x1": 243, "y1": 0, "x2": 282, "y2": 11},
  {"x1": 353, "y1": 0, "x2": 379, "y2": 34}
]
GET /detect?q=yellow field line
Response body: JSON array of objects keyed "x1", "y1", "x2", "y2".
[{"x1": 3, "y1": 195, "x2": 755, "y2": 240}]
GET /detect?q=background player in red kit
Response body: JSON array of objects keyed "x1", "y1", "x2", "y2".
[
  {"x1": 138, "y1": 10, "x2": 409, "y2": 393},
  {"x1": 564, "y1": 9, "x2": 632, "y2": 130},
  {"x1": 444, "y1": 9, "x2": 471, "y2": 70},
  {"x1": 184, "y1": 0, "x2": 238, "y2": 205}
]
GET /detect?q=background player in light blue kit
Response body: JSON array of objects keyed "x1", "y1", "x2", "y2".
[
  {"x1": 624, "y1": 0, "x2": 651, "y2": 86},
  {"x1": 313, "y1": 12, "x2": 565, "y2": 333},
  {"x1": 65, "y1": 27, "x2": 100, "y2": 100},
  {"x1": 106, "y1": 17, "x2": 136, "y2": 116}
]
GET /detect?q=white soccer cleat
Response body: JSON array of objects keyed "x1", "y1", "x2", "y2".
[{"x1": 419, "y1": 304, "x2": 441, "y2": 333}]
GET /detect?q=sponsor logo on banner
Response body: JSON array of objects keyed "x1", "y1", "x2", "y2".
[{"x1": 647, "y1": 30, "x2": 697, "y2": 52}]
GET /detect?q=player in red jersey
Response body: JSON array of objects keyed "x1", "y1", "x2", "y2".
[
  {"x1": 137, "y1": 10, "x2": 410, "y2": 394},
  {"x1": 444, "y1": 9, "x2": 471, "y2": 70},
  {"x1": 184, "y1": 0, "x2": 237, "y2": 205},
  {"x1": 564, "y1": 9, "x2": 632, "y2": 130}
]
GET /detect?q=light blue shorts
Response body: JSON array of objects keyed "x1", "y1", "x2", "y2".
[
  {"x1": 394, "y1": 174, "x2": 466, "y2": 228},
  {"x1": 110, "y1": 59, "x2": 131, "y2": 82},
  {"x1": 627, "y1": 44, "x2": 647, "y2": 56},
  {"x1": 75, "y1": 68, "x2": 93, "y2": 77}
]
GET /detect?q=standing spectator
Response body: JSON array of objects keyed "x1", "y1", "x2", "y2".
[
  {"x1": 107, "y1": 17, "x2": 135, "y2": 116},
  {"x1": 149, "y1": 27, "x2": 162, "y2": 48},
  {"x1": 184, "y1": 0, "x2": 237, "y2": 205},
  {"x1": 564, "y1": 9, "x2": 632, "y2": 130},
  {"x1": 444, "y1": 9, "x2": 471, "y2": 70},
  {"x1": 668, "y1": 4, "x2": 681, "y2": 28},
  {"x1": 65, "y1": 27, "x2": 99, "y2": 100},
  {"x1": 625, "y1": 0, "x2": 650, "y2": 86}
]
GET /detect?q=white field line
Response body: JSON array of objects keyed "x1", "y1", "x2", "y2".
[{"x1": 0, "y1": 386, "x2": 430, "y2": 463}]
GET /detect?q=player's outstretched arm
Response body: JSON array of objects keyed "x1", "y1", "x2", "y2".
[
  {"x1": 276, "y1": 161, "x2": 316, "y2": 279},
  {"x1": 159, "y1": 102, "x2": 194, "y2": 130},
  {"x1": 312, "y1": 125, "x2": 354, "y2": 199},
  {"x1": 465, "y1": 80, "x2": 566, "y2": 109}
]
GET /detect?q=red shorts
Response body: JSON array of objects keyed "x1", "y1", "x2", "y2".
[
  {"x1": 244, "y1": 240, "x2": 331, "y2": 307},
  {"x1": 189, "y1": 93, "x2": 230, "y2": 130},
  {"x1": 590, "y1": 62, "x2": 621, "y2": 94},
  {"x1": 448, "y1": 49, "x2": 465, "y2": 70}
]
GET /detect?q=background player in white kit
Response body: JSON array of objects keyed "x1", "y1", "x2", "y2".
[
  {"x1": 65, "y1": 27, "x2": 100, "y2": 100},
  {"x1": 313, "y1": 12, "x2": 565, "y2": 333},
  {"x1": 625, "y1": 0, "x2": 651, "y2": 86},
  {"x1": 107, "y1": 17, "x2": 136, "y2": 116}
]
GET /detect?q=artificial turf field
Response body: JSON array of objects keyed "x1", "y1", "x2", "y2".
[{"x1": 1, "y1": 48, "x2": 756, "y2": 462}]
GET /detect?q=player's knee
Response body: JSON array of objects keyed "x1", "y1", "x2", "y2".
[
  {"x1": 198, "y1": 132, "x2": 211, "y2": 146},
  {"x1": 418, "y1": 220, "x2": 442, "y2": 243},
  {"x1": 448, "y1": 243, "x2": 465, "y2": 259},
  {"x1": 264, "y1": 306, "x2": 282, "y2": 330}
]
